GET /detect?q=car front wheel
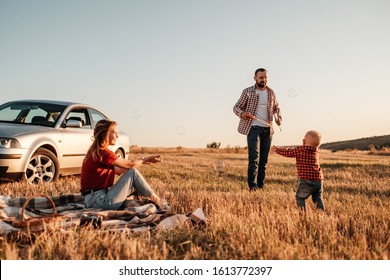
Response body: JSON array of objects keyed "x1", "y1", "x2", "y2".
[{"x1": 24, "y1": 148, "x2": 60, "y2": 184}]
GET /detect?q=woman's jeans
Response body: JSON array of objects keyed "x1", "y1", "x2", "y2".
[
  {"x1": 296, "y1": 179, "x2": 325, "y2": 210},
  {"x1": 247, "y1": 126, "x2": 272, "y2": 189},
  {"x1": 83, "y1": 169, "x2": 154, "y2": 210}
]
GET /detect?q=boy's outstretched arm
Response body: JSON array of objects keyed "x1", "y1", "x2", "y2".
[{"x1": 272, "y1": 146, "x2": 298, "y2": 158}]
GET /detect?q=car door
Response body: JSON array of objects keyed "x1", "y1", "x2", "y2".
[{"x1": 60, "y1": 107, "x2": 94, "y2": 173}]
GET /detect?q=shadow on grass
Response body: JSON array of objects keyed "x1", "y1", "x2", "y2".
[
  {"x1": 322, "y1": 162, "x2": 390, "y2": 179},
  {"x1": 327, "y1": 185, "x2": 390, "y2": 198}
]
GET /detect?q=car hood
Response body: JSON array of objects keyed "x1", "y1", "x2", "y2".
[{"x1": 0, "y1": 123, "x2": 52, "y2": 137}]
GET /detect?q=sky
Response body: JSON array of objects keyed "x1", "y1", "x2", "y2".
[{"x1": 1, "y1": 0, "x2": 389, "y2": 148}]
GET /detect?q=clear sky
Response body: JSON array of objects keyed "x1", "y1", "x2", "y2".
[{"x1": 1, "y1": 0, "x2": 389, "y2": 148}]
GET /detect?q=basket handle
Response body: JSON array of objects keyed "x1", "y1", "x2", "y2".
[{"x1": 19, "y1": 194, "x2": 57, "y2": 223}]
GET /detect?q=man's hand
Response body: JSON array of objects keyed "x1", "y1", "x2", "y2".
[
  {"x1": 270, "y1": 146, "x2": 277, "y2": 152},
  {"x1": 241, "y1": 112, "x2": 254, "y2": 120},
  {"x1": 275, "y1": 115, "x2": 282, "y2": 126}
]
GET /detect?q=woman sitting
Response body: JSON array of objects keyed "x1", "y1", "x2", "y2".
[{"x1": 80, "y1": 119, "x2": 169, "y2": 211}]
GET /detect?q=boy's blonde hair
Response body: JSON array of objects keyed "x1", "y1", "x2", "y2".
[{"x1": 305, "y1": 130, "x2": 322, "y2": 147}]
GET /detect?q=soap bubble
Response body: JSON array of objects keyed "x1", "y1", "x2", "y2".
[
  {"x1": 288, "y1": 88, "x2": 298, "y2": 98},
  {"x1": 213, "y1": 160, "x2": 226, "y2": 174},
  {"x1": 176, "y1": 126, "x2": 186, "y2": 136},
  {"x1": 132, "y1": 110, "x2": 141, "y2": 120}
]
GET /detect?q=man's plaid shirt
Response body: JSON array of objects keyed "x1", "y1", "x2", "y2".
[
  {"x1": 233, "y1": 85, "x2": 281, "y2": 135},
  {"x1": 275, "y1": 146, "x2": 324, "y2": 181}
]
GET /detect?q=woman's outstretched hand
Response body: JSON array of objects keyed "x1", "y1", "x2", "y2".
[{"x1": 142, "y1": 155, "x2": 162, "y2": 164}]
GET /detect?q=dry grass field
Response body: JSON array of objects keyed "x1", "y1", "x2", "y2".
[{"x1": 0, "y1": 147, "x2": 389, "y2": 260}]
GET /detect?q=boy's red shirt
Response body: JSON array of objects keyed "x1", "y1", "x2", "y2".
[{"x1": 275, "y1": 145, "x2": 323, "y2": 180}]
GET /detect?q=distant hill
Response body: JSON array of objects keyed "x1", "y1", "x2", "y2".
[{"x1": 321, "y1": 135, "x2": 390, "y2": 151}]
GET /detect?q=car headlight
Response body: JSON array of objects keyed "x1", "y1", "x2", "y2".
[{"x1": 0, "y1": 138, "x2": 21, "y2": 149}]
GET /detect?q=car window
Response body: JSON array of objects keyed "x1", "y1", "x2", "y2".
[
  {"x1": 90, "y1": 109, "x2": 107, "y2": 127},
  {"x1": 65, "y1": 108, "x2": 91, "y2": 129},
  {"x1": 0, "y1": 106, "x2": 20, "y2": 121},
  {"x1": 0, "y1": 102, "x2": 65, "y2": 127},
  {"x1": 25, "y1": 108, "x2": 49, "y2": 123}
]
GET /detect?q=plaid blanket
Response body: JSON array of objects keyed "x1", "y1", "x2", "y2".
[{"x1": 0, "y1": 193, "x2": 206, "y2": 234}]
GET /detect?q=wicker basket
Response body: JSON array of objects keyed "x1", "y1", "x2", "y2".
[{"x1": 12, "y1": 194, "x2": 60, "y2": 233}]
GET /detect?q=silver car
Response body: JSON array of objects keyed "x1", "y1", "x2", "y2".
[{"x1": 0, "y1": 100, "x2": 130, "y2": 184}]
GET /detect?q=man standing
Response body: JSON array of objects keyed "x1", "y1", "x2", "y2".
[{"x1": 233, "y1": 68, "x2": 282, "y2": 191}]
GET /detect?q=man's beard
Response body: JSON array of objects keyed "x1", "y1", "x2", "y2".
[{"x1": 256, "y1": 82, "x2": 266, "y2": 88}]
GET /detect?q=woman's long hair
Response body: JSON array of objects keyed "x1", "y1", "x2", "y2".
[{"x1": 86, "y1": 119, "x2": 117, "y2": 161}]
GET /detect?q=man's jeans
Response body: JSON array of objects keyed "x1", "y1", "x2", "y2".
[
  {"x1": 247, "y1": 126, "x2": 272, "y2": 189},
  {"x1": 296, "y1": 179, "x2": 325, "y2": 210}
]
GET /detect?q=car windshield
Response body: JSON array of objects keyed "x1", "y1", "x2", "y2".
[{"x1": 0, "y1": 101, "x2": 66, "y2": 127}]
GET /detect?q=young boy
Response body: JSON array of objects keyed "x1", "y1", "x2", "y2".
[{"x1": 270, "y1": 130, "x2": 325, "y2": 211}]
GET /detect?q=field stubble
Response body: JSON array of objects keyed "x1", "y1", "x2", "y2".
[{"x1": 0, "y1": 148, "x2": 389, "y2": 260}]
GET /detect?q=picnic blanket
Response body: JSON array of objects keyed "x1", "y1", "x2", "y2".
[{"x1": 0, "y1": 193, "x2": 206, "y2": 235}]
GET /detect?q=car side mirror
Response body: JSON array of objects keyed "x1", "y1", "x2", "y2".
[{"x1": 66, "y1": 119, "x2": 83, "y2": 128}]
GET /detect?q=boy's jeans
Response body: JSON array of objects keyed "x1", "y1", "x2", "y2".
[
  {"x1": 84, "y1": 169, "x2": 154, "y2": 210},
  {"x1": 296, "y1": 179, "x2": 325, "y2": 210},
  {"x1": 247, "y1": 126, "x2": 272, "y2": 189}
]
